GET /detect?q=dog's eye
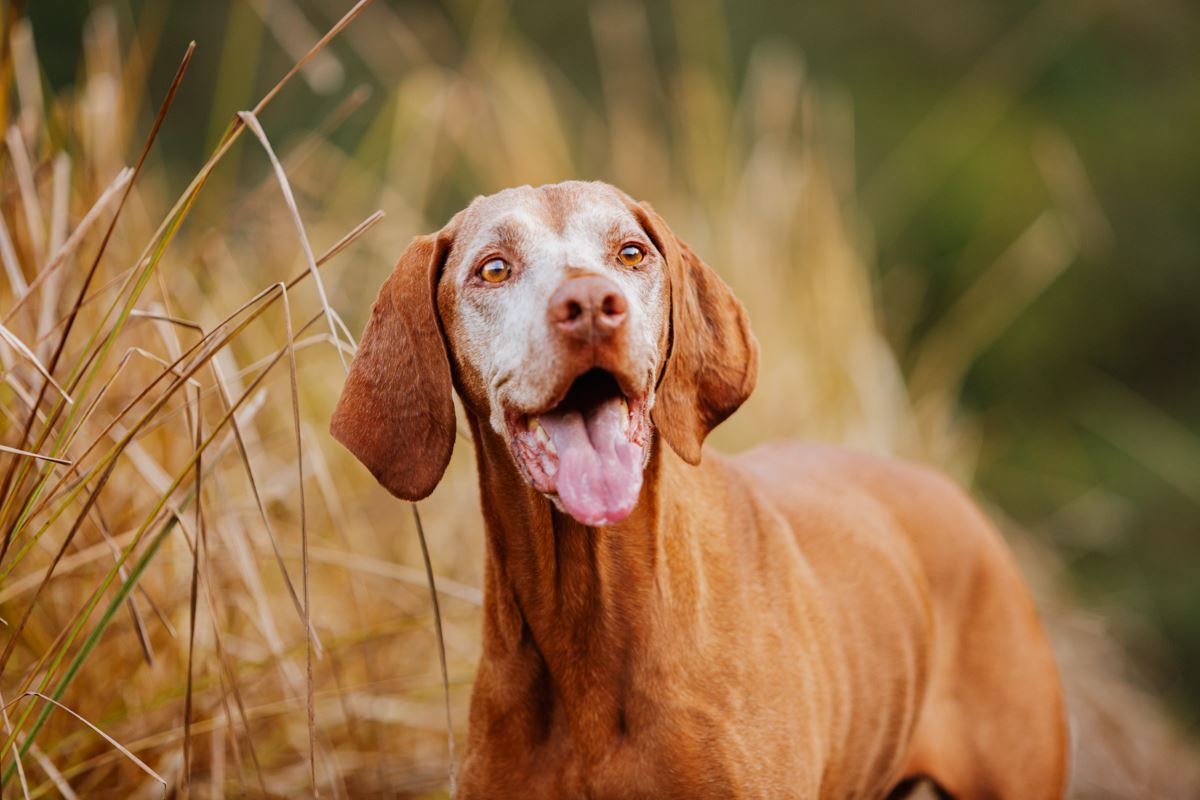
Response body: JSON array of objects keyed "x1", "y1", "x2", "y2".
[
  {"x1": 478, "y1": 258, "x2": 511, "y2": 283},
  {"x1": 617, "y1": 244, "x2": 644, "y2": 267}
]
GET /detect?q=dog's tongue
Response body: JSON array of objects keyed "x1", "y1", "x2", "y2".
[{"x1": 538, "y1": 396, "x2": 642, "y2": 526}]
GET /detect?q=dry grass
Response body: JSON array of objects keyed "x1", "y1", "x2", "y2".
[{"x1": 0, "y1": 1, "x2": 1193, "y2": 797}]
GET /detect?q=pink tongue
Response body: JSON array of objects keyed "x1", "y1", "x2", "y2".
[{"x1": 538, "y1": 396, "x2": 642, "y2": 526}]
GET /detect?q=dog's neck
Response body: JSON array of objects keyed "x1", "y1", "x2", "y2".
[{"x1": 465, "y1": 412, "x2": 672, "y2": 752}]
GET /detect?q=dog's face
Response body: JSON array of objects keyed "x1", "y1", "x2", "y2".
[
  {"x1": 331, "y1": 181, "x2": 757, "y2": 527},
  {"x1": 436, "y1": 184, "x2": 665, "y2": 524}
]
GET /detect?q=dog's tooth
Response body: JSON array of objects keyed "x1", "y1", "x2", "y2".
[
  {"x1": 619, "y1": 398, "x2": 630, "y2": 433},
  {"x1": 532, "y1": 421, "x2": 554, "y2": 451},
  {"x1": 528, "y1": 416, "x2": 539, "y2": 432}
]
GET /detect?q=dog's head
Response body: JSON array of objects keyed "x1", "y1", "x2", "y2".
[{"x1": 331, "y1": 181, "x2": 757, "y2": 526}]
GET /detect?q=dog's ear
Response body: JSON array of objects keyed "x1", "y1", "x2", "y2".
[
  {"x1": 330, "y1": 229, "x2": 456, "y2": 500},
  {"x1": 631, "y1": 201, "x2": 758, "y2": 465}
]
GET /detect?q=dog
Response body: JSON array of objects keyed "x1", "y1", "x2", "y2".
[{"x1": 331, "y1": 181, "x2": 1068, "y2": 798}]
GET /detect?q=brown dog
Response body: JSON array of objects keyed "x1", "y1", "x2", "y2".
[{"x1": 331, "y1": 181, "x2": 1068, "y2": 798}]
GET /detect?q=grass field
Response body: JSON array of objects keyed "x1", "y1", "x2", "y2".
[{"x1": 0, "y1": 0, "x2": 1196, "y2": 796}]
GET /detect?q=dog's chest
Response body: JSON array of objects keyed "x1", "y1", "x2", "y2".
[
  {"x1": 457, "y1": 710, "x2": 822, "y2": 799},
  {"x1": 456, "y1": 645, "x2": 847, "y2": 799}
]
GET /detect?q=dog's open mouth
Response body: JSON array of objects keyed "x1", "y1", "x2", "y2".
[{"x1": 506, "y1": 369, "x2": 650, "y2": 526}]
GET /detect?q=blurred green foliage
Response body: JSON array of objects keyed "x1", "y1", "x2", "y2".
[{"x1": 25, "y1": 0, "x2": 1200, "y2": 726}]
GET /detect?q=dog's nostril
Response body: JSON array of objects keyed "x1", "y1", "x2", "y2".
[
  {"x1": 564, "y1": 299, "x2": 584, "y2": 322},
  {"x1": 600, "y1": 293, "x2": 626, "y2": 317}
]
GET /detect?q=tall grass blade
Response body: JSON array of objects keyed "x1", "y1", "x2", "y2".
[
  {"x1": 4, "y1": 693, "x2": 166, "y2": 796},
  {"x1": 410, "y1": 504, "x2": 457, "y2": 795},
  {"x1": 238, "y1": 110, "x2": 351, "y2": 370}
]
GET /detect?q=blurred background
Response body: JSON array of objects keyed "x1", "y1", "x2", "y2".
[{"x1": 2, "y1": 0, "x2": 1197, "y2": 795}]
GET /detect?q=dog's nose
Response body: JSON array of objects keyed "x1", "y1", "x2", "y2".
[{"x1": 548, "y1": 276, "x2": 628, "y2": 342}]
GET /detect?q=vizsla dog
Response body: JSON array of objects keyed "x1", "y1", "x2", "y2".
[{"x1": 331, "y1": 181, "x2": 1068, "y2": 798}]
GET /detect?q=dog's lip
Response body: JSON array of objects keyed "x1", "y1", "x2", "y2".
[{"x1": 502, "y1": 366, "x2": 647, "y2": 421}]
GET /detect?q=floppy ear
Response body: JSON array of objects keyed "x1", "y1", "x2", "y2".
[
  {"x1": 330, "y1": 231, "x2": 456, "y2": 500},
  {"x1": 632, "y1": 202, "x2": 758, "y2": 465}
]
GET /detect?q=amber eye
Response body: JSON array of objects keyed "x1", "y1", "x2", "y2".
[
  {"x1": 478, "y1": 257, "x2": 511, "y2": 283},
  {"x1": 617, "y1": 243, "x2": 645, "y2": 267}
]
